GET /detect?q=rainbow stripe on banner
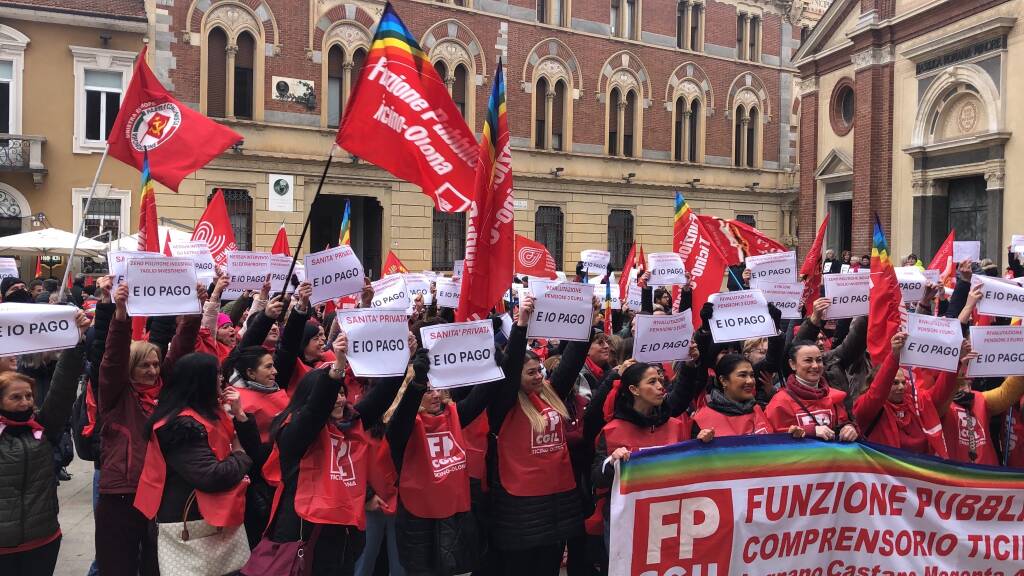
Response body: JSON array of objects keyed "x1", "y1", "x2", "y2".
[
  {"x1": 480, "y1": 60, "x2": 506, "y2": 168},
  {"x1": 368, "y1": 3, "x2": 432, "y2": 69},
  {"x1": 674, "y1": 191, "x2": 692, "y2": 227}
]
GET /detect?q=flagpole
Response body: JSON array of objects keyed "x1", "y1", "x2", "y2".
[
  {"x1": 279, "y1": 146, "x2": 335, "y2": 296},
  {"x1": 58, "y1": 144, "x2": 109, "y2": 302}
]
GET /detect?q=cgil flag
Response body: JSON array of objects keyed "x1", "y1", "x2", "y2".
[
  {"x1": 456, "y1": 61, "x2": 514, "y2": 322},
  {"x1": 514, "y1": 234, "x2": 557, "y2": 279},
  {"x1": 107, "y1": 47, "x2": 241, "y2": 192},
  {"x1": 799, "y1": 215, "x2": 830, "y2": 317},
  {"x1": 192, "y1": 189, "x2": 238, "y2": 266},
  {"x1": 867, "y1": 214, "x2": 903, "y2": 366},
  {"x1": 271, "y1": 224, "x2": 291, "y2": 256},
  {"x1": 336, "y1": 3, "x2": 478, "y2": 213},
  {"x1": 673, "y1": 192, "x2": 728, "y2": 329},
  {"x1": 339, "y1": 200, "x2": 351, "y2": 246},
  {"x1": 382, "y1": 251, "x2": 409, "y2": 276}
]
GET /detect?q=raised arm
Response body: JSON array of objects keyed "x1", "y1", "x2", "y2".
[
  {"x1": 852, "y1": 332, "x2": 904, "y2": 430},
  {"x1": 488, "y1": 296, "x2": 532, "y2": 429},
  {"x1": 386, "y1": 361, "x2": 427, "y2": 470},
  {"x1": 353, "y1": 331, "x2": 414, "y2": 429},
  {"x1": 274, "y1": 283, "x2": 312, "y2": 390},
  {"x1": 550, "y1": 339, "x2": 589, "y2": 400},
  {"x1": 99, "y1": 284, "x2": 133, "y2": 414}
]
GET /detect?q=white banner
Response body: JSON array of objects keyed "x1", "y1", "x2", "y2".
[
  {"x1": 593, "y1": 283, "x2": 621, "y2": 310},
  {"x1": 420, "y1": 319, "x2": 504, "y2": 389},
  {"x1": 745, "y1": 251, "x2": 797, "y2": 288},
  {"x1": 902, "y1": 313, "x2": 962, "y2": 373},
  {"x1": 226, "y1": 251, "x2": 272, "y2": 293},
  {"x1": 304, "y1": 245, "x2": 365, "y2": 306},
  {"x1": 823, "y1": 272, "x2": 870, "y2": 319},
  {"x1": 971, "y1": 275, "x2": 1024, "y2": 318},
  {"x1": 370, "y1": 274, "x2": 411, "y2": 310},
  {"x1": 527, "y1": 280, "x2": 594, "y2": 342},
  {"x1": 0, "y1": 303, "x2": 79, "y2": 355},
  {"x1": 267, "y1": 254, "x2": 305, "y2": 294},
  {"x1": 268, "y1": 174, "x2": 294, "y2": 212},
  {"x1": 967, "y1": 325, "x2": 1024, "y2": 378},
  {"x1": 403, "y1": 273, "x2": 432, "y2": 307},
  {"x1": 109, "y1": 250, "x2": 162, "y2": 287},
  {"x1": 1012, "y1": 234, "x2": 1024, "y2": 254},
  {"x1": 335, "y1": 309, "x2": 410, "y2": 378},
  {"x1": 708, "y1": 289, "x2": 775, "y2": 343},
  {"x1": 499, "y1": 313, "x2": 513, "y2": 339},
  {"x1": 435, "y1": 277, "x2": 462, "y2": 309},
  {"x1": 633, "y1": 313, "x2": 694, "y2": 363},
  {"x1": 758, "y1": 281, "x2": 803, "y2": 320},
  {"x1": 581, "y1": 249, "x2": 611, "y2": 276},
  {"x1": 953, "y1": 240, "x2": 980, "y2": 263},
  {"x1": 646, "y1": 252, "x2": 687, "y2": 287},
  {"x1": 0, "y1": 257, "x2": 19, "y2": 279},
  {"x1": 125, "y1": 256, "x2": 201, "y2": 317},
  {"x1": 894, "y1": 266, "x2": 927, "y2": 304},
  {"x1": 168, "y1": 240, "x2": 217, "y2": 283},
  {"x1": 922, "y1": 268, "x2": 940, "y2": 285},
  {"x1": 452, "y1": 259, "x2": 464, "y2": 278},
  {"x1": 625, "y1": 283, "x2": 643, "y2": 310}
]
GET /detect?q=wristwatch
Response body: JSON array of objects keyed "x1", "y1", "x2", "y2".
[{"x1": 328, "y1": 366, "x2": 344, "y2": 381}]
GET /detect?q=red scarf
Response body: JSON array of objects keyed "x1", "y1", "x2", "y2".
[
  {"x1": 602, "y1": 377, "x2": 623, "y2": 421},
  {"x1": 526, "y1": 391, "x2": 548, "y2": 413},
  {"x1": 0, "y1": 414, "x2": 45, "y2": 439},
  {"x1": 585, "y1": 357, "x2": 606, "y2": 382},
  {"x1": 886, "y1": 399, "x2": 915, "y2": 428},
  {"x1": 133, "y1": 380, "x2": 162, "y2": 416},
  {"x1": 784, "y1": 374, "x2": 828, "y2": 401}
]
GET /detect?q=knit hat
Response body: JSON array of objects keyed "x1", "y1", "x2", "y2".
[
  {"x1": 0, "y1": 276, "x2": 24, "y2": 296},
  {"x1": 217, "y1": 313, "x2": 233, "y2": 327}
]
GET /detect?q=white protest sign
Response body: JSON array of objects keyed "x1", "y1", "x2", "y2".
[
  {"x1": 227, "y1": 251, "x2": 272, "y2": 293},
  {"x1": 304, "y1": 245, "x2": 365, "y2": 306},
  {"x1": 169, "y1": 240, "x2": 217, "y2": 283},
  {"x1": 953, "y1": 241, "x2": 981, "y2": 263},
  {"x1": 370, "y1": 274, "x2": 411, "y2": 310},
  {"x1": 335, "y1": 309, "x2": 410, "y2": 377},
  {"x1": 840, "y1": 264, "x2": 851, "y2": 274},
  {"x1": 971, "y1": 275, "x2": 1024, "y2": 318},
  {"x1": 759, "y1": 281, "x2": 803, "y2": 320},
  {"x1": 435, "y1": 277, "x2": 462, "y2": 308},
  {"x1": 0, "y1": 257, "x2": 19, "y2": 279},
  {"x1": 0, "y1": 303, "x2": 79, "y2": 356},
  {"x1": 625, "y1": 283, "x2": 643, "y2": 310},
  {"x1": 745, "y1": 251, "x2": 797, "y2": 288},
  {"x1": 404, "y1": 273, "x2": 432, "y2": 307},
  {"x1": 646, "y1": 252, "x2": 686, "y2": 286},
  {"x1": 967, "y1": 325, "x2": 1024, "y2": 378},
  {"x1": 527, "y1": 280, "x2": 594, "y2": 342},
  {"x1": 922, "y1": 268, "x2": 940, "y2": 285},
  {"x1": 589, "y1": 271, "x2": 616, "y2": 285},
  {"x1": 1012, "y1": 234, "x2": 1024, "y2": 254},
  {"x1": 108, "y1": 251, "x2": 161, "y2": 287},
  {"x1": 420, "y1": 319, "x2": 504, "y2": 389},
  {"x1": 592, "y1": 283, "x2": 621, "y2": 310},
  {"x1": 823, "y1": 272, "x2": 870, "y2": 319},
  {"x1": 895, "y1": 266, "x2": 927, "y2": 303},
  {"x1": 902, "y1": 313, "x2": 962, "y2": 372},
  {"x1": 125, "y1": 257, "x2": 201, "y2": 317},
  {"x1": 267, "y1": 254, "x2": 306, "y2": 294},
  {"x1": 633, "y1": 313, "x2": 694, "y2": 363},
  {"x1": 453, "y1": 259, "x2": 464, "y2": 278},
  {"x1": 581, "y1": 249, "x2": 610, "y2": 276},
  {"x1": 708, "y1": 289, "x2": 775, "y2": 343}
]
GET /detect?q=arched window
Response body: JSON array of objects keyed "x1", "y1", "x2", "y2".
[
  {"x1": 452, "y1": 64, "x2": 468, "y2": 118},
  {"x1": 607, "y1": 209, "x2": 634, "y2": 269},
  {"x1": 434, "y1": 61, "x2": 448, "y2": 86},
  {"x1": 734, "y1": 105, "x2": 745, "y2": 166},
  {"x1": 673, "y1": 97, "x2": 685, "y2": 161},
  {"x1": 327, "y1": 45, "x2": 344, "y2": 127},
  {"x1": 746, "y1": 107, "x2": 758, "y2": 168},
  {"x1": 234, "y1": 32, "x2": 255, "y2": 119},
  {"x1": 608, "y1": 87, "x2": 621, "y2": 156},
  {"x1": 688, "y1": 99, "x2": 700, "y2": 163},
  {"x1": 535, "y1": 77, "x2": 548, "y2": 149},
  {"x1": 690, "y1": 4, "x2": 702, "y2": 51},
  {"x1": 552, "y1": 80, "x2": 566, "y2": 151},
  {"x1": 676, "y1": 2, "x2": 703, "y2": 51},
  {"x1": 535, "y1": 206, "x2": 564, "y2": 268},
  {"x1": 207, "y1": 27, "x2": 228, "y2": 118},
  {"x1": 623, "y1": 90, "x2": 636, "y2": 157}
]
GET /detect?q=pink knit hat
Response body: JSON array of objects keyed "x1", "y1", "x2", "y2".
[{"x1": 217, "y1": 313, "x2": 232, "y2": 327}]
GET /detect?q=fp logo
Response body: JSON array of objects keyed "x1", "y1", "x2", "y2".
[
  {"x1": 797, "y1": 409, "x2": 832, "y2": 428},
  {"x1": 632, "y1": 490, "x2": 732, "y2": 576},
  {"x1": 426, "y1": 431, "x2": 466, "y2": 477},
  {"x1": 329, "y1": 436, "x2": 356, "y2": 485},
  {"x1": 530, "y1": 407, "x2": 565, "y2": 454}
]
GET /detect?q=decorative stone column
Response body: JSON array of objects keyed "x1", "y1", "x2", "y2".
[{"x1": 225, "y1": 44, "x2": 238, "y2": 119}]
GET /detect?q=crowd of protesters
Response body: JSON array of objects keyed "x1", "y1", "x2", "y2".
[{"x1": 2, "y1": 245, "x2": 1024, "y2": 576}]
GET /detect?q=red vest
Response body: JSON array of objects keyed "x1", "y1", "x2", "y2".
[
  {"x1": 399, "y1": 404, "x2": 471, "y2": 519},
  {"x1": 1007, "y1": 401, "x2": 1024, "y2": 468},
  {"x1": 765, "y1": 387, "x2": 849, "y2": 431},
  {"x1": 496, "y1": 399, "x2": 576, "y2": 497},
  {"x1": 692, "y1": 405, "x2": 772, "y2": 436},
  {"x1": 462, "y1": 412, "x2": 488, "y2": 481},
  {"x1": 944, "y1": 393, "x2": 996, "y2": 465},
  {"x1": 367, "y1": 435, "x2": 398, "y2": 513},
  {"x1": 134, "y1": 409, "x2": 248, "y2": 527},
  {"x1": 237, "y1": 387, "x2": 289, "y2": 443},
  {"x1": 601, "y1": 415, "x2": 690, "y2": 453},
  {"x1": 292, "y1": 420, "x2": 371, "y2": 529},
  {"x1": 862, "y1": 382, "x2": 949, "y2": 459}
]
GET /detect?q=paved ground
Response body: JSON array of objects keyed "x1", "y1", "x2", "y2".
[{"x1": 55, "y1": 457, "x2": 96, "y2": 576}]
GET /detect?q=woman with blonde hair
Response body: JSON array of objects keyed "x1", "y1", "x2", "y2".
[{"x1": 488, "y1": 295, "x2": 588, "y2": 576}]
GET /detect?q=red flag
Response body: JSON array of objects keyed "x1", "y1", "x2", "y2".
[
  {"x1": 107, "y1": 47, "x2": 241, "y2": 192},
  {"x1": 726, "y1": 219, "x2": 788, "y2": 257},
  {"x1": 271, "y1": 225, "x2": 291, "y2": 256},
  {"x1": 514, "y1": 235, "x2": 557, "y2": 279},
  {"x1": 336, "y1": 4, "x2": 477, "y2": 213},
  {"x1": 927, "y1": 230, "x2": 955, "y2": 270},
  {"x1": 868, "y1": 215, "x2": 903, "y2": 366},
  {"x1": 619, "y1": 242, "x2": 639, "y2": 297},
  {"x1": 456, "y1": 62, "x2": 513, "y2": 322},
  {"x1": 674, "y1": 193, "x2": 728, "y2": 329},
  {"x1": 799, "y1": 215, "x2": 830, "y2": 317},
  {"x1": 33, "y1": 256, "x2": 41, "y2": 279},
  {"x1": 192, "y1": 189, "x2": 238, "y2": 266},
  {"x1": 697, "y1": 215, "x2": 743, "y2": 266},
  {"x1": 382, "y1": 251, "x2": 409, "y2": 276},
  {"x1": 162, "y1": 229, "x2": 172, "y2": 256}
]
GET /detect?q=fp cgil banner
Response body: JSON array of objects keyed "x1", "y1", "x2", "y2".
[{"x1": 610, "y1": 435, "x2": 1024, "y2": 576}]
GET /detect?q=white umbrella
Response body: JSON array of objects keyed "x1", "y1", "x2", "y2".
[
  {"x1": 106, "y1": 226, "x2": 193, "y2": 252},
  {"x1": 0, "y1": 227, "x2": 108, "y2": 257}
]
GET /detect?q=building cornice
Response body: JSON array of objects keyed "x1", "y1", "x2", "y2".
[
  {"x1": 901, "y1": 16, "x2": 1015, "y2": 61},
  {"x1": 0, "y1": 5, "x2": 148, "y2": 33}
]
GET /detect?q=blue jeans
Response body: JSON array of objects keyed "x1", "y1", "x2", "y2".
[
  {"x1": 354, "y1": 509, "x2": 405, "y2": 576},
  {"x1": 87, "y1": 469, "x2": 99, "y2": 576}
]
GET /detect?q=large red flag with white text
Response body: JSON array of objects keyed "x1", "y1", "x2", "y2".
[
  {"x1": 514, "y1": 235, "x2": 557, "y2": 279},
  {"x1": 799, "y1": 215, "x2": 829, "y2": 316},
  {"x1": 674, "y1": 192, "x2": 727, "y2": 329},
  {"x1": 456, "y1": 62, "x2": 513, "y2": 322},
  {"x1": 336, "y1": 3, "x2": 477, "y2": 212},
  {"x1": 192, "y1": 189, "x2": 238, "y2": 266},
  {"x1": 108, "y1": 47, "x2": 241, "y2": 191}
]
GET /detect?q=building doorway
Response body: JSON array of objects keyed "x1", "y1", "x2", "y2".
[
  {"x1": 947, "y1": 175, "x2": 990, "y2": 259},
  {"x1": 310, "y1": 195, "x2": 383, "y2": 278}
]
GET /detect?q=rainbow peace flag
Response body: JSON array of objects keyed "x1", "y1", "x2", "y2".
[
  {"x1": 868, "y1": 214, "x2": 902, "y2": 365},
  {"x1": 339, "y1": 199, "x2": 351, "y2": 246},
  {"x1": 871, "y1": 215, "x2": 893, "y2": 269},
  {"x1": 674, "y1": 191, "x2": 692, "y2": 227},
  {"x1": 370, "y1": 2, "x2": 432, "y2": 65},
  {"x1": 480, "y1": 60, "x2": 507, "y2": 168}
]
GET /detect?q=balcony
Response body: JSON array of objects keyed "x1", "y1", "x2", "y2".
[{"x1": 0, "y1": 134, "x2": 46, "y2": 186}]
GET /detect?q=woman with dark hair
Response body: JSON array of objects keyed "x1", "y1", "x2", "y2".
[
  {"x1": 765, "y1": 339, "x2": 858, "y2": 441},
  {"x1": 0, "y1": 312, "x2": 88, "y2": 576},
  {"x1": 133, "y1": 353, "x2": 255, "y2": 566},
  {"x1": 692, "y1": 354, "x2": 804, "y2": 438},
  {"x1": 263, "y1": 329, "x2": 406, "y2": 575},
  {"x1": 96, "y1": 282, "x2": 201, "y2": 576}
]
